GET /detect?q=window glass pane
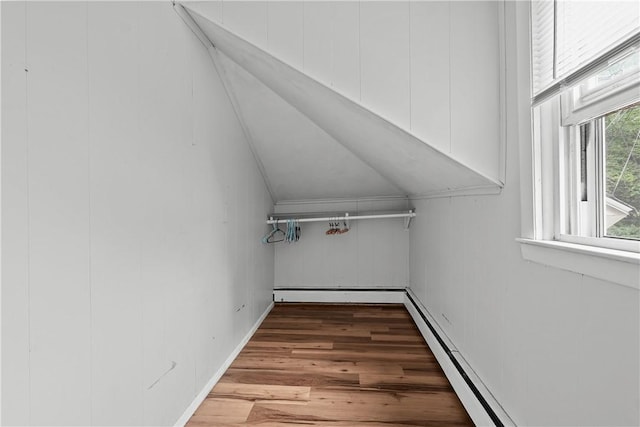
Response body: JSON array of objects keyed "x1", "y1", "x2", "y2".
[
  {"x1": 583, "y1": 49, "x2": 640, "y2": 95},
  {"x1": 605, "y1": 103, "x2": 640, "y2": 239}
]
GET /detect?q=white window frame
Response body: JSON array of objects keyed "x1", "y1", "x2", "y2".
[
  {"x1": 516, "y1": 1, "x2": 640, "y2": 289},
  {"x1": 559, "y1": 95, "x2": 640, "y2": 253}
]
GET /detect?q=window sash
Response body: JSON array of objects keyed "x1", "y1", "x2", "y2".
[{"x1": 560, "y1": 46, "x2": 640, "y2": 126}]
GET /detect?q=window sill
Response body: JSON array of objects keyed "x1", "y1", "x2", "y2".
[{"x1": 516, "y1": 238, "x2": 640, "y2": 290}]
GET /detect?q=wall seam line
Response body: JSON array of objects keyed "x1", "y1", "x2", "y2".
[
  {"x1": 25, "y1": 2, "x2": 33, "y2": 423},
  {"x1": 86, "y1": 3, "x2": 93, "y2": 423}
]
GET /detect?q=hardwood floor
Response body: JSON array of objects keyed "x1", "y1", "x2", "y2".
[{"x1": 187, "y1": 303, "x2": 473, "y2": 426}]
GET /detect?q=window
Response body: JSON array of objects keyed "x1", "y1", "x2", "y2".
[
  {"x1": 561, "y1": 103, "x2": 640, "y2": 249},
  {"x1": 530, "y1": 0, "x2": 640, "y2": 254}
]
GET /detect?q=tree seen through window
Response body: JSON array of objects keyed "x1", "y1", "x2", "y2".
[{"x1": 605, "y1": 103, "x2": 640, "y2": 240}]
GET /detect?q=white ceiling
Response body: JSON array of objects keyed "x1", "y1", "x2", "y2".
[
  {"x1": 216, "y1": 53, "x2": 404, "y2": 202},
  {"x1": 180, "y1": 3, "x2": 502, "y2": 203}
]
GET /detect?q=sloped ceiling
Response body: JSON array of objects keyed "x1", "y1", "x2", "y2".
[
  {"x1": 215, "y1": 53, "x2": 405, "y2": 201},
  {"x1": 178, "y1": 3, "x2": 502, "y2": 203}
]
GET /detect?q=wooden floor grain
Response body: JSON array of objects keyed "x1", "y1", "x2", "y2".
[{"x1": 187, "y1": 303, "x2": 473, "y2": 426}]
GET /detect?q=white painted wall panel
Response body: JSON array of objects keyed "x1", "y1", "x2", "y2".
[
  {"x1": 294, "y1": 223, "x2": 328, "y2": 287},
  {"x1": 267, "y1": 2, "x2": 303, "y2": 71},
  {"x1": 412, "y1": 199, "x2": 453, "y2": 336},
  {"x1": 2, "y1": 3, "x2": 274, "y2": 426},
  {"x1": 331, "y1": 2, "x2": 361, "y2": 101},
  {"x1": 576, "y1": 276, "x2": 639, "y2": 426},
  {"x1": 359, "y1": 1, "x2": 410, "y2": 129},
  {"x1": 274, "y1": 200, "x2": 410, "y2": 289},
  {"x1": 87, "y1": 3, "x2": 144, "y2": 425},
  {"x1": 275, "y1": 221, "x2": 409, "y2": 289},
  {"x1": 192, "y1": 39, "x2": 229, "y2": 391},
  {"x1": 409, "y1": 2, "x2": 451, "y2": 154},
  {"x1": 359, "y1": 219, "x2": 410, "y2": 287},
  {"x1": 302, "y1": 2, "x2": 332, "y2": 86},
  {"x1": 331, "y1": 221, "x2": 360, "y2": 287},
  {"x1": 138, "y1": 8, "x2": 183, "y2": 425},
  {"x1": 411, "y1": 192, "x2": 640, "y2": 426},
  {"x1": 519, "y1": 266, "x2": 582, "y2": 426},
  {"x1": 182, "y1": 0, "x2": 223, "y2": 23},
  {"x1": 222, "y1": 1, "x2": 268, "y2": 49},
  {"x1": 1, "y1": 3, "x2": 30, "y2": 425},
  {"x1": 141, "y1": 4, "x2": 201, "y2": 424},
  {"x1": 409, "y1": 4, "x2": 639, "y2": 425},
  {"x1": 451, "y1": 196, "x2": 500, "y2": 382},
  {"x1": 449, "y1": 1, "x2": 501, "y2": 179},
  {"x1": 26, "y1": 3, "x2": 92, "y2": 425}
]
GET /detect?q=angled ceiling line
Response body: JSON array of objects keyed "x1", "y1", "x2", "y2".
[
  {"x1": 208, "y1": 49, "x2": 278, "y2": 202},
  {"x1": 174, "y1": 3, "x2": 277, "y2": 204},
  {"x1": 182, "y1": 5, "x2": 503, "y2": 198}
]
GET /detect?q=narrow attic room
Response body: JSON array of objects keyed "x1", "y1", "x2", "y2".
[{"x1": 1, "y1": 1, "x2": 639, "y2": 426}]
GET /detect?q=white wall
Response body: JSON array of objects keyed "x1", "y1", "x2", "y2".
[
  {"x1": 1, "y1": 2, "x2": 274, "y2": 426},
  {"x1": 273, "y1": 199, "x2": 410, "y2": 289},
  {"x1": 409, "y1": 2, "x2": 639, "y2": 425},
  {"x1": 185, "y1": 0, "x2": 503, "y2": 183}
]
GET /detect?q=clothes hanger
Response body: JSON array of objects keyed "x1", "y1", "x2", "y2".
[
  {"x1": 286, "y1": 219, "x2": 297, "y2": 243},
  {"x1": 262, "y1": 220, "x2": 285, "y2": 243},
  {"x1": 268, "y1": 221, "x2": 285, "y2": 243}
]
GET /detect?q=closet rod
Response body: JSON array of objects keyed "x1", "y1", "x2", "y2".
[{"x1": 266, "y1": 210, "x2": 415, "y2": 224}]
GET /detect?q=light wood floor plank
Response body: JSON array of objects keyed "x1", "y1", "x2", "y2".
[
  {"x1": 186, "y1": 303, "x2": 472, "y2": 426},
  {"x1": 210, "y1": 382, "x2": 311, "y2": 403},
  {"x1": 189, "y1": 398, "x2": 254, "y2": 424}
]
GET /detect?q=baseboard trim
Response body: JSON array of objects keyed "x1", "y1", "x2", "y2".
[
  {"x1": 272, "y1": 287, "x2": 514, "y2": 427},
  {"x1": 403, "y1": 289, "x2": 514, "y2": 427},
  {"x1": 273, "y1": 288, "x2": 406, "y2": 303},
  {"x1": 173, "y1": 302, "x2": 275, "y2": 427}
]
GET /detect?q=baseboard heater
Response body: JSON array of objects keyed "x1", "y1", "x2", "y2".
[{"x1": 273, "y1": 287, "x2": 514, "y2": 427}]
